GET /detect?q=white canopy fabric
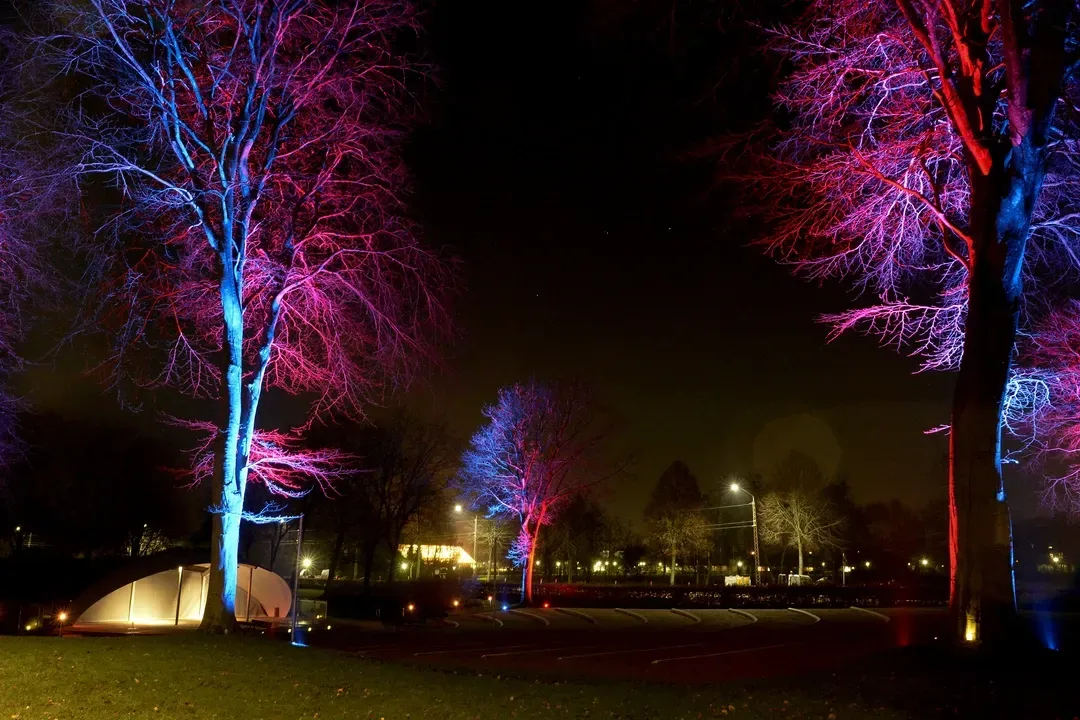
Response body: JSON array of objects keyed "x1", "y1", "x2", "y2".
[{"x1": 76, "y1": 563, "x2": 291, "y2": 625}]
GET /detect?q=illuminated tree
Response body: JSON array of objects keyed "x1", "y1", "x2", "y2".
[
  {"x1": 45, "y1": 0, "x2": 450, "y2": 632},
  {"x1": 749, "y1": 0, "x2": 1080, "y2": 643},
  {"x1": 457, "y1": 380, "x2": 611, "y2": 604},
  {"x1": 645, "y1": 461, "x2": 706, "y2": 585}
]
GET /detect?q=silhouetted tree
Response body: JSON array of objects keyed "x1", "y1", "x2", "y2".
[
  {"x1": 548, "y1": 495, "x2": 608, "y2": 583},
  {"x1": 645, "y1": 461, "x2": 707, "y2": 585}
]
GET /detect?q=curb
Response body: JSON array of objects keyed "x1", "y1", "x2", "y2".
[
  {"x1": 555, "y1": 607, "x2": 597, "y2": 624},
  {"x1": 670, "y1": 608, "x2": 701, "y2": 624},
  {"x1": 613, "y1": 608, "x2": 648, "y2": 624},
  {"x1": 787, "y1": 607, "x2": 821, "y2": 623},
  {"x1": 475, "y1": 613, "x2": 504, "y2": 627},
  {"x1": 849, "y1": 606, "x2": 890, "y2": 622},
  {"x1": 508, "y1": 609, "x2": 550, "y2": 627},
  {"x1": 727, "y1": 608, "x2": 758, "y2": 623}
]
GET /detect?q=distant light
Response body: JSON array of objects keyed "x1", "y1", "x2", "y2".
[
  {"x1": 555, "y1": 561, "x2": 562, "y2": 567},
  {"x1": 920, "y1": 558, "x2": 929, "y2": 567},
  {"x1": 407, "y1": 603, "x2": 415, "y2": 612},
  {"x1": 400, "y1": 562, "x2": 408, "y2": 571},
  {"x1": 326, "y1": 625, "x2": 332, "y2": 630},
  {"x1": 452, "y1": 599, "x2": 460, "y2": 608},
  {"x1": 501, "y1": 605, "x2": 508, "y2": 611},
  {"x1": 14, "y1": 526, "x2": 20, "y2": 533},
  {"x1": 487, "y1": 595, "x2": 493, "y2": 602},
  {"x1": 454, "y1": 504, "x2": 463, "y2": 513},
  {"x1": 964, "y1": 613, "x2": 977, "y2": 643},
  {"x1": 1051, "y1": 555, "x2": 1060, "y2": 564},
  {"x1": 57, "y1": 612, "x2": 68, "y2": 623},
  {"x1": 24, "y1": 624, "x2": 31, "y2": 632},
  {"x1": 302, "y1": 557, "x2": 313, "y2": 570},
  {"x1": 730, "y1": 483, "x2": 740, "y2": 492},
  {"x1": 736, "y1": 561, "x2": 743, "y2": 568},
  {"x1": 543, "y1": 602, "x2": 550, "y2": 608},
  {"x1": 864, "y1": 561, "x2": 871, "y2": 568}
]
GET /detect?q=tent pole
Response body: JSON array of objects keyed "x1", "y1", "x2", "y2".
[
  {"x1": 175, "y1": 566, "x2": 184, "y2": 626},
  {"x1": 127, "y1": 580, "x2": 137, "y2": 627},
  {"x1": 247, "y1": 565, "x2": 254, "y2": 622},
  {"x1": 290, "y1": 514, "x2": 304, "y2": 644}
]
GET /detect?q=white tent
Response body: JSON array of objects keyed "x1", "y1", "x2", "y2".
[{"x1": 76, "y1": 563, "x2": 291, "y2": 626}]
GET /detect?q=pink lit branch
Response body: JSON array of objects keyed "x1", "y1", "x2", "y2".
[{"x1": 176, "y1": 420, "x2": 355, "y2": 503}]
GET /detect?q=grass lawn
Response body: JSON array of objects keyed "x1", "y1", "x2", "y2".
[{"x1": 0, "y1": 634, "x2": 1074, "y2": 720}]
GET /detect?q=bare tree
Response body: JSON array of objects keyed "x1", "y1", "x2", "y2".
[
  {"x1": 38, "y1": 0, "x2": 451, "y2": 631},
  {"x1": 759, "y1": 491, "x2": 840, "y2": 578},
  {"x1": 647, "y1": 511, "x2": 709, "y2": 584},
  {"x1": 741, "y1": 0, "x2": 1080, "y2": 643}
]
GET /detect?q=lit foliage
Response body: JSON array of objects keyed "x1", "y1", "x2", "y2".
[
  {"x1": 457, "y1": 380, "x2": 610, "y2": 602},
  {"x1": 752, "y1": 0, "x2": 1080, "y2": 372},
  {"x1": 1015, "y1": 302, "x2": 1080, "y2": 516},
  {"x1": 177, "y1": 420, "x2": 355, "y2": 506},
  {"x1": 0, "y1": 96, "x2": 53, "y2": 466},
  {"x1": 48, "y1": 0, "x2": 449, "y2": 502}
]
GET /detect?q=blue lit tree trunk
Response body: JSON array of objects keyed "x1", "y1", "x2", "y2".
[{"x1": 201, "y1": 249, "x2": 249, "y2": 632}]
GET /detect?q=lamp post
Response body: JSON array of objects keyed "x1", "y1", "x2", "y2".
[
  {"x1": 730, "y1": 483, "x2": 761, "y2": 586},
  {"x1": 454, "y1": 504, "x2": 479, "y2": 578}
]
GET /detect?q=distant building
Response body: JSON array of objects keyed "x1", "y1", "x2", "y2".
[{"x1": 397, "y1": 544, "x2": 476, "y2": 566}]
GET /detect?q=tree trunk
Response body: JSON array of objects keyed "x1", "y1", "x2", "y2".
[
  {"x1": 523, "y1": 528, "x2": 540, "y2": 604},
  {"x1": 949, "y1": 142, "x2": 1049, "y2": 645},
  {"x1": 796, "y1": 538, "x2": 803, "y2": 577},
  {"x1": 324, "y1": 529, "x2": 346, "y2": 594},
  {"x1": 201, "y1": 271, "x2": 247, "y2": 634},
  {"x1": 669, "y1": 535, "x2": 676, "y2": 586},
  {"x1": 362, "y1": 543, "x2": 378, "y2": 591}
]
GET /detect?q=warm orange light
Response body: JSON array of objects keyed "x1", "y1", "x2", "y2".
[
  {"x1": 407, "y1": 603, "x2": 415, "y2": 612},
  {"x1": 543, "y1": 602, "x2": 550, "y2": 608},
  {"x1": 452, "y1": 599, "x2": 459, "y2": 608},
  {"x1": 57, "y1": 612, "x2": 68, "y2": 623}
]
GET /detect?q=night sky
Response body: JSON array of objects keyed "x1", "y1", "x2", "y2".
[
  {"x1": 404, "y1": 0, "x2": 960, "y2": 522},
  {"x1": 16, "y1": 0, "x2": 1016, "y2": 526}
]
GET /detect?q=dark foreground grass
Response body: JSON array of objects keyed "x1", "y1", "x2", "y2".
[{"x1": 0, "y1": 635, "x2": 1075, "y2": 720}]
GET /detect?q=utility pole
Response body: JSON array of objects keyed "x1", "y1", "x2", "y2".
[
  {"x1": 750, "y1": 494, "x2": 761, "y2": 586},
  {"x1": 290, "y1": 514, "x2": 304, "y2": 645}
]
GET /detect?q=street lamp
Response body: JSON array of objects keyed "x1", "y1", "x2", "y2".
[
  {"x1": 453, "y1": 504, "x2": 479, "y2": 578},
  {"x1": 729, "y1": 483, "x2": 761, "y2": 586}
]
